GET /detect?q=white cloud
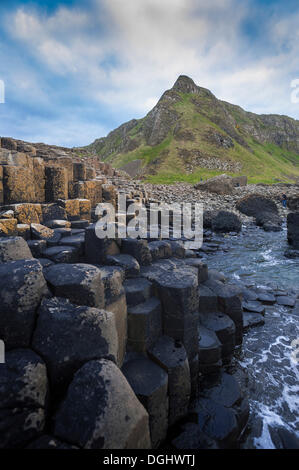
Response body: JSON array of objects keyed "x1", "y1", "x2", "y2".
[{"x1": 3, "y1": 0, "x2": 299, "y2": 145}]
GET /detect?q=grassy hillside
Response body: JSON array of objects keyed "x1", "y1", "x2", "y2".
[{"x1": 87, "y1": 76, "x2": 299, "y2": 184}]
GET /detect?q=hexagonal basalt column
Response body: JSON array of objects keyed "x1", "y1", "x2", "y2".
[
  {"x1": 0, "y1": 259, "x2": 48, "y2": 349},
  {"x1": 54, "y1": 359, "x2": 151, "y2": 449},
  {"x1": 32, "y1": 297, "x2": 119, "y2": 392},
  {"x1": 148, "y1": 336, "x2": 191, "y2": 425},
  {"x1": 122, "y1": 356, "x2": 168, "y2": 448},
  {"x1": 127, "y1": 297, "x2": 162, "y2": 353},
  {"x1": 43, "y1": 263, "x2": 105, "y2": 309},
  {"x1": 0, "y1": 349, "x2": 48, "y2": 449}
]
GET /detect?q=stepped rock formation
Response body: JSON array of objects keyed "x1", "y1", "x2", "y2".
[
  {"x1": 0, "y1": 135, "x2": 252, "y2": 448},
  {"x1": 87, "y1": 75, "x2": 299, "y2": 183}
]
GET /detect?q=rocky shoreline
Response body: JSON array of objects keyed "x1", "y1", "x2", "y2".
[{"x1": 0, "y1": 136, "x2": 299, "y2": 449}]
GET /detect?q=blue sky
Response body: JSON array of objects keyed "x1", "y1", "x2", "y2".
[{"x1": 0, "y1": 0, "x2": 298, "y2": 147}]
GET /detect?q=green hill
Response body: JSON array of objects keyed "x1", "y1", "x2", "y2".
[{"x1": 86, "y1": 75, "x2": 299, "y2": 184}]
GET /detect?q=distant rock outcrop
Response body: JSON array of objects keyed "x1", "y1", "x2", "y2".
[
  {"x1": 194, "y1": 174, "x2": 235, "y2": 195},
  {"x1": 86, "y1": 75, "x2": 299, "y2": 182}
]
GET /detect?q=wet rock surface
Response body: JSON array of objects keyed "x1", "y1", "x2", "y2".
[
  {"x1": 0, "y1": 137, "x2": 298, "y2": 449},
  {"x1": 44, "y1": 263, "x2": 105, "y2": 308},
  {"x1": 32, "y1": 297, "x2": 119, "y2": 392},
  {"x1": 54, "y1": 359, "x2": 151, "y2": 449},
  {"x1": 0, "y1": 259, "x2": 48, "y2": 349},
  {"x1": 0, "y1": 236, "x2": 33, "y2": 262},
  {"x1": 122, "y1": 356, "x2": 168, "y2": 448},
  {"x1": 0, "y1": 349, "x2": 48, "y2": 448}
]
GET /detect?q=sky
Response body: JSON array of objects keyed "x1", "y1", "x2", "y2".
[{"x1": 0, "y1": 0, "x2": 298, "y2": 147}]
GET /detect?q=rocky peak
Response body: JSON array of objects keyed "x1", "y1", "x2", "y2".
[{"x1": 172, "y1": 75, "x2": 199, "y2": 94}]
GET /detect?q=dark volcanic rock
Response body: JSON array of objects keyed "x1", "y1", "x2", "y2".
[
  {"x1": 242, "y1": 301, "x2": 265, "y2": 315},
  {"x1": 0, "y1": 349, "x2": 48, "y2": 448},
  {"x1": 191, "y1": 372, "x2": 248, "y2": 448},
  {"x1": 184, "y1": 259, "x2": 208, "y2": 283},
  {"x1": 198, "y1": 325, "x2": 222, "y2": 365},
  {"x1": 31, "y1": 223, "x2": 61, "y2": 245},
  {"x1": 243, "y1": 311, "x2": 265, "y2": 330},
  {"x1": 122, "y1": 356, "x2": 168, "y2": 448},
  {"x1": 44, "y1": 263, "x2": 105, "y2": 308},
  {"x1": 28, "y1": 239, "x2": 47, "y2": 257},
  {"x1": 236, "y1": 194, "x2": 278, "y2": 217},
  {"x1": 203, "y1": 210, "x2": 218, "y2": 229},
  {"x1": 54, "y1": 359, "x2": 151, "y2": 449},
  {"x1": 287, "y1": 196, "x2": 299, "y2": 212},
  {"x1": 124, "y1": 278, "x2": 153, "y2": 306},
  {"x1": 71, "y1": 219, "x2": 89, "y2": 229},
  {"x1": 41, "y1": 245, "x2": 80, "y2": 263},
  {"x1": 99, "y1": 266, "x2": 127, "y2": 365},
  {"x1": 148, "y1": 241, "x2": 172, "y2": 261},
  {"x1": 0, "y1": 259, "x2": 47, "y2": 349},
  {"x1": 171, "y1": 423, "x2": 219, "y2": 449},
  {"x1": 199, "y1": 285, "x2": 218, "y2": 313},
  {"x1": 106, "y1": 254, "x2": 140, "y2": 277},
  {"x1": 42, "y1": 203, "x2": 67, "y2": 223},
  {"x1": 269, "y1": 426, "x2": 299, "y2": 449},
  {"x1": 148, "y1": 336, "x2": 191, "y2": 426},
  {"x1": 27, "y1": 435, "x2": 78, "y2": 449},
  {"x1": 121, "y1": 239, "x2": 152, "y2": 266},
  {"x1": 257, "y1": 292, "x2": 276, "y2": 305},
  {"x1": 255, "y1": 212, "x2": 282, "y2": 232},
  {"x1": 127, "y1": 297, "x2": 162, "y2": 353},
  {"x1": 0, "y1": 236, "x2": 33, "y2": 262},
  {"x1": 284, "y1": 248, "x2": 299, "y2": 259},
  {"x1": 58, "y1": 234, "x2": 85, "y2": 256},
  {"x1": 32, "y1": 297, "x2": 119, "y2": 392},
  {"x1": 276, "y1": 296, "x2": 296, "y2": 307},
  {"x1": 211, "y1": 210, "x2": 242, "y2": 233},
  {"x1": 287, "y1": 212, "x2": 299, "y2": 249},
  {"x1": 194, "y1": 174, "x2": 234, "y2": 195},
  {"x1": 85, "y1": 224, "x2": 120, "y2": 264},
  {"x1": 198, "y1": 311, "x2": 236, "y2": 362},
  {"x1": 196, "y1": 398, "x2": 239, "y2": 446},
  {"x1": 204, "y1": 280, "x2": 243, "y2": 345},
  {"x1": 141, "y1": 260, "x2": 199, "y2": 363}
]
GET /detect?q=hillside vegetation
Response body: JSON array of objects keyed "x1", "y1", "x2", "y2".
[{"x1": 87, "y1": 76, "x2": 299, "y2": 184}]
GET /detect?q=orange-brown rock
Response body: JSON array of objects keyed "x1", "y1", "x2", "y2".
[
  {"x1": 16, "y1": 142, "x2": 37, "y2": 156},
  {"x1": 33, "y1": 158, "x2": 45, "y2": 202},
  {"x1": 73, "y1": 162, "x2": 87, "y2": 182},
  {"x1": 3, "y1": 166, "x2": 36, "y2": 203},
  {"x1": 78, "y1": 199, "x2": 91, "y2": 221},
  {"x1": 17, "y1": 224, "x2": 31, "y2": 240},
  {"x1": 102, "y1": 184, "x2": 117, "y2": 207},
  {"x1": 11, "y1": 203, "x2": 42, "y2": 225},
  {"x1": 41, "y1": 155, "x2": 73, "y2": 181},
  {"x1": 0, "y1": 218, "x2": 18, "y2": 236},
  {"x1": 58, "y1": 199, "x2": 80, "y2": 221},
  {"x1": 0, "y1": 137, "x2": 18, "y2": 151},
  {"x1": 69, "y1": 180, "x2": 102, "y2": 207},
  {"x1": 42, "y1": 203, "x2": 67, "y2": 223},
  {"x1": 45, "y1": 166, "x2": 68, "y2": 202},
  {"x1": 86, "y1": 167, "x2": 96, "y2": 180},
  {"x1": 31, "y1": 223, "x2": 55, "y2": 240},
  {"x1": 85, "y1": 180, "x2": 102, "y2": 207}
]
